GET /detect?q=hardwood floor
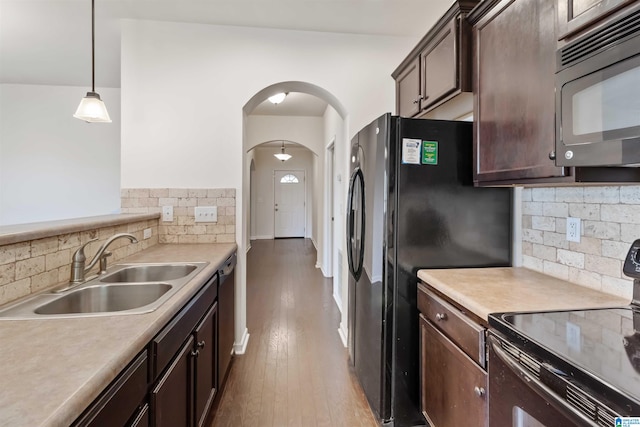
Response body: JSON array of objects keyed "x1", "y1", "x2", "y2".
[{"x1": 210, "y1": 239, "x2": 377, "y2": 427}]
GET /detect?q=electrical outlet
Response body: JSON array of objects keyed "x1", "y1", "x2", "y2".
[
  {"x1": 566, "y1": 322, "x2": 581, "y2": 351},
  {"x1": 143, "y1": 228, "x2": 152, "y2": 239},
  {"x1": 195, "y1": 206, "x2": 218, "y2": 223},
  {"x1": 162, "y1": 205, "x2": 174, "y2": 222},
  {"x1": 566, "y1": 217, "x2": 581, "y2": 242}
]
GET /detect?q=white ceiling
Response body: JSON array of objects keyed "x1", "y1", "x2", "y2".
[{"x1": 0, "y1": 0, "x2": 455, "y2": 114}]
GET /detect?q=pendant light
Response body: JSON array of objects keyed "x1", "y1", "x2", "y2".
[
  {"x1": 74, "y1": 0, "x2": 111, "y2": 123},
  {"x1": 274, "y1": 141, "x2": 292, "y2": 162}
]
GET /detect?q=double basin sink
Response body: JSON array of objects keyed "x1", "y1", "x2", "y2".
[{"x1": 0, "y1": 262, "x2": 209, "y2": 319}]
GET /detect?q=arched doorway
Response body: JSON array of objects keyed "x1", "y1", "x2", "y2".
[{"x1": 242, "y1": 81, "x2": 350, "y2": 344}]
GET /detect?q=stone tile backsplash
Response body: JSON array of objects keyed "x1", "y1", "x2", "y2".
[
  {"x1": 521, "y1": 185, "x2": 640, "y2": 300},
  {"x1": 0, "y1": 219, "x2": 158, "y2": 306},
  {"x1": 121, "y1": 188, "x2": 236, "y2": 244}
]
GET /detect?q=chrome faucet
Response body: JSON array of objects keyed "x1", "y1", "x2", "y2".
[{"x1": 69, "y1": 233, "x2": 139, "y2": 284}]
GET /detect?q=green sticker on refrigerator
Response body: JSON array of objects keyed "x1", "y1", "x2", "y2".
[{"x1": 422, "y1": 141, "x2": 438, "y2": 165}]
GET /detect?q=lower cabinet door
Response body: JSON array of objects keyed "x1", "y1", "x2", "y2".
[
  {"x1": 420, "y1": 314, "x2": 488, "y2": 427},
  {"x1": 194, "y1": 302, "x2": 218, "y2": 427},
  {"x1": 151, "y1": 336, "x2": 194, "y2": 427},
  {"x1": 130, "y1": 404, "x2": 149, "y2": 427}
]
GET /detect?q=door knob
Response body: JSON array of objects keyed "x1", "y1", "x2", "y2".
[{"x1": 474, "y1": 386, "x2": 485, "y2": 397}]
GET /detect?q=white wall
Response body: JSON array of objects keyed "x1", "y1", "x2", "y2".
[
  {"x1": 245, "y1": 115, "x2": 325, "y2": 154},
  {"x1": 0, "y1": 84, "x2": 121, "y2": 225},
  {"x1": 250, "y1": 146, "x2": 314, "y2": 239},
  {"x1": 120, "y1": 19, "x2": 412, "y2": 350}
]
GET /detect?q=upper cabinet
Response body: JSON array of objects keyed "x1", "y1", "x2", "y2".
[
  {"x1": 392, "y1": 1, "x2": 478, "y2": 118},
  {"x1": 557, "y1": 0, "x2": 636, "y2": 40},
  {"x1": 470, "y1": 0, "x2": 569, "y2": 185}
]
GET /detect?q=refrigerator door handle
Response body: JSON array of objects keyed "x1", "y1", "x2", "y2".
[{"x1": 346, "y1": 167, "x2": 365, "y2": 281}]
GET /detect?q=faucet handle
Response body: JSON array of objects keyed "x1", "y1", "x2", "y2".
[
  {"x1": 72, "y1": 238, "x2": 99, "y2": 263},
  {"x1": 99, "y1": 251, "x2": 113, "y2": 274}
]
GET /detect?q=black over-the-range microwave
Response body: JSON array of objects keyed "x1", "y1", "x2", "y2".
[{"x1": 555, "y1": 3, "x2": 640, "y2": 167}]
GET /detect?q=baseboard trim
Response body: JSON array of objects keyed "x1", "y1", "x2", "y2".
[
  {"x1": 333, "y1": 291, "x2": 342, "y2": 313},
  {"x1": 250, "y1": 235, "x2": 273, "y2": 240},
  {"x1": 338, "y1": 323, "x2": 348, "y2": 348},
  {"x1": 234, "y1": 328, "x2": 250, "y2": 355}
]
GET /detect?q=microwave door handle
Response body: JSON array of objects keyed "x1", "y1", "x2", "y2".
[{"x1": 489, "y1": 337, "x2": 599, "y2": 427}]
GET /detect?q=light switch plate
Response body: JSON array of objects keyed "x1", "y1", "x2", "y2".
[
  {"x1": 162, "y1": 206, "x2": 174, "y2": 222},
  {"x1": 143, "y1": 228, "x2": 152, "y2": 239},
  {"x1": 195, "y1": 206, "x2": 217, "y2": 223},
  {"x1": 566, "y1": 217, "x2": 581, "y2": 242}
]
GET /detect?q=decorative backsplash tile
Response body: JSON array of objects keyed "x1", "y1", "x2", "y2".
[
  {"x1": 121, "y1": 188, "x2": 236, "y2": 244},
  {"x1": 0, "y1": 219, "x2": 158, "y2": 307},
  {"x1": 521, "y1": 185, "x2": 640, "y2": 300}
]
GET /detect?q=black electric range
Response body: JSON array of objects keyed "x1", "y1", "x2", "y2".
[{"x1": 488, "y1": 239, "x2": 640, "y2": 424}]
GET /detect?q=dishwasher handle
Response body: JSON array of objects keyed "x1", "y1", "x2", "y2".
[{"x1": 219, "y1": 253, "x2": 236, "y2": 279}]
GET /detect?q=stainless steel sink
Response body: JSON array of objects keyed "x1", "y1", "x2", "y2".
[
  {"x1": 34, "y1": 283, "x2": 172, "y2": 315},
  {"x1": 0, "y1": 261, "x2": 209, "y2": 319},
  {"x1": 100, "y1": 264, "x2": 198, "y2": 283}
]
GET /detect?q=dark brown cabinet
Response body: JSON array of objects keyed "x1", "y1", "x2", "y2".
[
  {"x1": 194, "y1": 303, "x2": 218, "y2": 427},
  {"x1": 72, "y1": 351, "x2": 149, "y2": 427},
  {"x1": 151, "y1": 336, "x2": 195, "y2": 427},
  {"x1": 392, "y1": 1, "x2": 477, "y2": 117},
  {"x1": 418, "y1": 283, "x2": 488, "y2": 427},
  {"x1": 557, "y1": 0, "x2": 636, "y2": 40},
  {"x1": 395, "y1": 58, "x2": 421, "y2": 117},
  {"x1": 420, "y1": 315, "x2": 488, "y2": 427},
  {"x1": 150, "y1": 271, "x2": 219, "y2": 427},
  {"x1": 470, "y1": 0, "x2": 570, "y2": 185},
  {"x1": 420, "y1": 18, "x2": 462, "y2": 111}
]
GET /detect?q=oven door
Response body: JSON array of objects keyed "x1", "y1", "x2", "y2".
[{"x1": 488, "y1": 334, "x2": 599, "y2": 427}]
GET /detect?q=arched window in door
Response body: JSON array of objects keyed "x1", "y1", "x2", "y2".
[{"x1": 280, "y1": 174, "x2": 299, "y2": 184}]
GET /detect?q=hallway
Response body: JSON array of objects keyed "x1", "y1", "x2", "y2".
[{"x1": 211, "y1": 239, "x2": 376, "y2": 427}]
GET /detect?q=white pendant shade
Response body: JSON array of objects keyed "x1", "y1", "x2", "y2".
[
  {"x1": 274, "y1": 152, "x2": 292, "y2": 161},
  {"x1": 74, "y1": 92, "x2": 112, "y2": 123}
]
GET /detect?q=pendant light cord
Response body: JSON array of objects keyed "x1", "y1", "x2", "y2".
[{"x1": 91, "y1": 0, "x2": 95, "y2": 93}]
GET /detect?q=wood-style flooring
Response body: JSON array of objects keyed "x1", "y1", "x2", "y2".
[{"x1": 210, "y1": 238, "x2": 377, "y2": 427}]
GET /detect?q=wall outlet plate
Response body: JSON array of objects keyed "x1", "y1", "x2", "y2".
[
  {"x1": 143, "y1": 228, "x2": 152, "y2": 239},
  {"x1": 566, "y1": 217, "x2": 581, "y2": 242},
  {"x1": 195, "y1": 206, "x2": 217, "y2": 223},
  {"x1": 162, "y1": 205, "x2": 174, "y2": 222}
]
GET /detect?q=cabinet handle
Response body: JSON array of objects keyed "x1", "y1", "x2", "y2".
[
  {"x1": 474, "y1": 386, "x2": 485, "y2": 397},
  {"x1": 196, "y1": 340, "x2": 205, "y2": 350},
  {"x1": 412, "y1": 99, "x2": 419, "y2": 104},
  {"x1": 435, "y1": 313, "x2": 447, "y2": 321},
  {"x1": 548, "y1": 151, "x2": 556, "y2": 160},
  {"x1": 191, "y1": 349, "x2": 200, "y2": 358}
]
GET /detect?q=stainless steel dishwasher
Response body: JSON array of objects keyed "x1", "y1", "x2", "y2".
[{"x1": 218, "y1": 253, "x2": 236, "y2": 385}]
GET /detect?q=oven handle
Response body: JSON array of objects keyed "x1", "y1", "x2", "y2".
[{"x1": 489, "y1": 336, "x2": 599, "y2": 427}]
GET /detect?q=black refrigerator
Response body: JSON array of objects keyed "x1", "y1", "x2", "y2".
[{"x1": 346, "y1": 114, "x2": 512, "y2": 426}]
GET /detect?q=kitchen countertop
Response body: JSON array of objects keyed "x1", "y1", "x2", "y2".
[
  {"x1": 417, "y1": 267, "x2": 630, "y2": 322},
  {"x1": 0, "y1": 243, "x2": 236, "y2": 427}
]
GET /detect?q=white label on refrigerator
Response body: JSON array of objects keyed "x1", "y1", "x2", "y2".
[{"x1": 402, "y1": 138, "x2": 421, "y2": 164}]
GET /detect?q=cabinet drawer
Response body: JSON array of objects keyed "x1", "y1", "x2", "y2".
[
  {"x1": 150, "y1": 272, "x2": 218, "y2": 381},
  {"x1": 72, "y1": 350, "x2": 148, "y2": 427},
  {"x1": 417, "y1": 283, "x2": 485, "y2": 367}
]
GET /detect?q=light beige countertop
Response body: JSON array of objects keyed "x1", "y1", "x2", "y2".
[
  {"x1": 417, "y1": 267, "x2": 630, "y2": 322},
  {"x1": 0, "y1": 243, "x2": 236, "y2": 427}
]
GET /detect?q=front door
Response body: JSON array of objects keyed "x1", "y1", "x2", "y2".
[{"x1": 274, "y1": 170, "x2": 305, "y2": 238}]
